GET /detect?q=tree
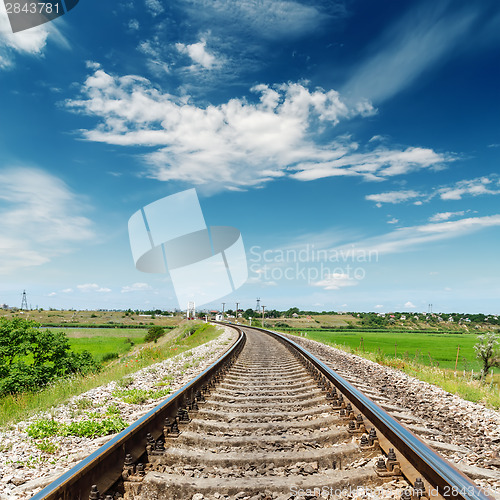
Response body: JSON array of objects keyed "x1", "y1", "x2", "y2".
[
  {"x1": 243, "y1": 308, "x2": 254, "y2": 320},
  {"x1": 0, "y1": 318, "x2": 99, "y2": 395},
  {"x1": 474, "y1": 332, "x2": 500, "y2": 381},
  {"x1": 145, "y1": 326, "x2": 166, "y2": 343},
  {"x1": 284, "y1": 307, "x2": 300, "y2": 318}
]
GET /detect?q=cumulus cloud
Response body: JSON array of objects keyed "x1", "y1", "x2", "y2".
[
  {"x1": 404, "y1": 301, "x2": 416, "y2": 309},
  {"x1": 66, "y1": 66, "x2": 453, "y2": 192},
  {"x1": 121, "y1": 282, "x2": 153, "y2": 293},
  {"x1": 0, "y1": 167, "x2": 95, "y2": 274},
  {"x1": 0, "y1": 2, "x2": 69, "y2": 69},
  {"x1": 176, "y1": 38, "x2": 221, "y2": 70},
  {"x1": 77, "y1": 283, "x2": 112, "y2": 293}
]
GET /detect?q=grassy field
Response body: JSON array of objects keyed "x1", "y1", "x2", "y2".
[
  {"x1": 0, "y1": 322, "x2": 224, "y2": 426},
  {"x1": 51, "y1": 328, "x2": 148, "y2": 363},
  {"x1": 283, "y1": 329, "x2": 489, "y2": 373},
  {"x1": 0, "y1": 309, "x2": 184, "y2": 328},
  {"x1": 280, "y1": 328, "x2": 500, "y2": 408}
]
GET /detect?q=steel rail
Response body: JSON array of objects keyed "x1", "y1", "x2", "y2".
[
  {"x1": 30, "y1": 325, "x2": 245, "y2": 500},
  {"x1": 251, "y1": 325, "x2": 492, "y2": 500}
]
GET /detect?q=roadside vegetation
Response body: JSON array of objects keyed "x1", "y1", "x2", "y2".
[{"x1": 0, "y1": 321, "x2": 221, "y2": 426}]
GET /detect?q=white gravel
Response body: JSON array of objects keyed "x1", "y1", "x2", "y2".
[
  {"x1": 281, "y1": 332, "x2": 500, "y2": 498},
  {"x1": 0, "y1": 325, "x2": 237, "y2": 500}
]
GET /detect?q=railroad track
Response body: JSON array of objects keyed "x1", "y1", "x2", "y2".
[{"x1": 32, "y1": 325, "x2": 492, "y2": 500}]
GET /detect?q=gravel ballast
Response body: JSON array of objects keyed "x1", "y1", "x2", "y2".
[
  {"x1": 0, "y1": 326, "x2": 237, "y2": 500},
  {"x1": 280, "y1": 332, "x2": 500, "y2": 498}
]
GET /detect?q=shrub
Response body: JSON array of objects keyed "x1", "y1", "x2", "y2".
[
  {"x1": 0, "y1": 318, "x2": 100, "y2": 397},
  {"x1": 145, "y1": 326, "x2": 165, "y2": 343}
]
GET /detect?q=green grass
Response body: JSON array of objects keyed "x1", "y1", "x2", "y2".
[
  {"x1": 286, "y1": 328, "x2": 492, "y2": 373},
  {"x1": 49, "y1": 328, "x2": 148, "y2": 363},
  {"x1": 0, "y1": 322, "x2": 223, "y2": 426},
  {"x1": 284, "y1": 328, "x2": 500, "y2": 408}
]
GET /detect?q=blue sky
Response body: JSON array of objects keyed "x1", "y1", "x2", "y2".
[{"x1": 0, "y1": 0, "x2": 499, "y2": 313}]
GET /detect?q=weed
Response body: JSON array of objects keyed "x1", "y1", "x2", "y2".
[
  {"x1": 105, "y1": 403, "x2": 121, "y2": 416},
  {"x1": 112, "y1": 388, "x2": 151, "y2": 404},
  {"x1": 34, "y1": 439, "x2": 58, "y2": 454},
  {"x1": 26, "y1": 419, "x2": 60, "y2": 439},
  {"x1": 116, "y1": 375, "x2": 133, "y2": 389},
  {"x1": 74, "y1": 397, "x2": 93, "y2": 410}
]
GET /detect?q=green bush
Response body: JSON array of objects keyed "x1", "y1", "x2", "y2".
[
  {"x1": 0, "y1": 318, "x2": 99, "y2": 397},
  {"x1": 144, "y1": 326, "x2": 166, "y2": 343}
]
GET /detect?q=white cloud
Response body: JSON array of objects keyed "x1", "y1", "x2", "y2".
[
  {"x1": 367, "y1": 175, "x2": 500, "y2": 206},
  {"x1": 61, "y1": 288, "x2": 73, "y2": 293},
  {"x1": 0, "y1": 2, "x2": 69, "y2": 69},
  {"x1": 404, "y1": 301, "x2": 416, "y2": 309},
  {"x1": 291, "y1": 146, "x2": 452, "y2": 182},
  {"x1": 48, "y1": 292, "x2": 57, "y2": 297},
  {"x1": 121, "y1": 282, "x2": 153, "y2": 293},
  {"x1": 429, "y1": 211, "x2": 465, "y2": 222},
  {"x1": 182, "y1": 0, "x2": 332, "y2": 40},
  {"x1": 77, "y1": 284, "x2": 112, "y2": 293},
  {"x1": 128, "y1": 19, "x2": 140, "y2": 31},
  {"x1": 66, "y1": 69, "x2": 384, "y2": 191},
  {"x1": 145, "y1": 0, "x2": 164, "y2": 16},
  {"x1": 366, "y1": 190, "x2": 422, "y2": 204},
  {"x1": 338, "y1": 214, "x2": 500, "y2": 257},
  {"x1": 438, "y1": 177, "x2": 500, "y2": 200},
  {"x1": 0, "y1": 167, "x2": 95, "y2": 274},
  {"x1": 374, "y1": 304, "x2": 384, "y2": 309},
  {"x1": 387, "y1": 218, "x2": 399, "y2": 224},
  {"x1": 176, "y1": 38, "x2": 221, "y2": 70},
  {"x1": 312, "y1": 273, "x2": 359, "y2": 290},
  {"x1": 344, "y1": 3, "x2": 478, "y2": 103},
  {"x1": 66, "y1": 67, "x2": 452, "y2": 192}
]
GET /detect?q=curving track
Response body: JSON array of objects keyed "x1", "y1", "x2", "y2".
[{"x1": 31, "y1": 325, "x2": 493, "y2": 500}]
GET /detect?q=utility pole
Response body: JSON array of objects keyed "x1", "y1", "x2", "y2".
[
  {"x1": 256, "y1": 297, "x2": 260, "y2": 313},
  {"x1": 235, "y1": 302, "x2": 239, "y2": 319},
  {"x1": 21, "y1": 290, "x2": 28, "y2": 310},
  {"x1": 262, "y1": 305, "x2": 266, "y2": 327},
  {"x1": 221, "y1": 302, "x2": 225, "y2": 317}
]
